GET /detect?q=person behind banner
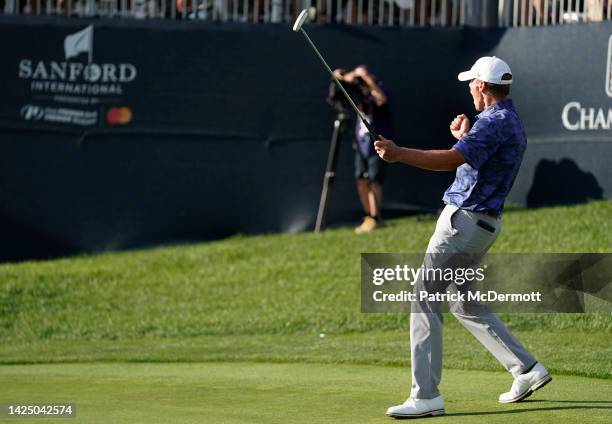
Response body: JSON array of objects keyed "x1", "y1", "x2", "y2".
[{"x1": 333, "y1": 66, "x2": 393, "y2": 233}]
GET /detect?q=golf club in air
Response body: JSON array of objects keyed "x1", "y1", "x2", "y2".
[{"x1": 292, "y1": 9, "x2": 380, "y2": 143}]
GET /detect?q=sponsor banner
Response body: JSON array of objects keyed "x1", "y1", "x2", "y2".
[
  {"x1": 2, "y1": 21, "x2": 138, "y2": 129},
  {"x1": 0, "y1": 16, "x2": 477, "y2": 140},
  {"x1": 1, "y1": 17, "x2": 610, "y2": 140},
  {"x1": 489, "y1": 25, "x2": 612, "y2": 138},
  {"x1": 361, "y1": 253, "x2": 612, "y2": 313},
  {"x1": 557, "y1": 34, "x2": 612, "y2": 131}
]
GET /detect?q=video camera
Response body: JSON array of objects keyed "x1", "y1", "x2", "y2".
[{"x1": 326, "y1": 73, "x2": 372, "y2": 113}]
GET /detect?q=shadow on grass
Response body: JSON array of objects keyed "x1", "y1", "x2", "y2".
[{"x1": 447, "y1": 401, "x2": 612, "y2": 417}]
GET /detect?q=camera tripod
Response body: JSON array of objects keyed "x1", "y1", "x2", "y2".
[{"x1": 314, "y1": 111, "x2": 352, "y2": 233}]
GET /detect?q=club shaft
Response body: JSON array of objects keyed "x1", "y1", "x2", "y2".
[{"x1": 299, "y1": 28, "x2": 379, "y2": 141}]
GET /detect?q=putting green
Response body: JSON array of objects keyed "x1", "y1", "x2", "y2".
[{"x1": 1, "y1": 362, "x2": 610, "y2": 423}]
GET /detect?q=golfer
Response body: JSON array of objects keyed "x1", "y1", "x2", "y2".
[{"x1": 374, "y1": 57, "x2": 552, "y2": 419}]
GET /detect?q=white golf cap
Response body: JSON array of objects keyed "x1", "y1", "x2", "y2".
[{"x1": 458, "y1": 56, "x2": 513, "y2": 85}]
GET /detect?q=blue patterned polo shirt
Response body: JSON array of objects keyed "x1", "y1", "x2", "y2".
[{"x1": 442, "y1": 99, "x2": 527, "y2": 215}]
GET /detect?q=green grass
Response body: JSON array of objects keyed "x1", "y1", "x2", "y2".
[
  {"x1": 0, "y1": 201, "x2": 610, "y2": 343},
  {"x1": 1, "y1": 362, "x2": 611, "y2": 424},
  {"x1": 0, "y1": 329, "x2": 609, "y2": 378},
  {"x1": 0, "y1": 201, "x2": 610, "y2": 423}
]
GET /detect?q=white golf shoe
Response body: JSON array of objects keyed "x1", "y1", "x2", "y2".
[
  {"x1": 499, "y1": 363, "x2": 552, "y2": 403},
  {"x1": 386, "y1": 395, "x2": 445, "y2": 419}
]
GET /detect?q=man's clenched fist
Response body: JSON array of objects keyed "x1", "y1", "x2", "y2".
[
  {"x1": 450, "y1": 114, "x2": 471, "y2": 140},
  {"x1": 374, "y1": 136, "x2": 399, "y2": 163}
]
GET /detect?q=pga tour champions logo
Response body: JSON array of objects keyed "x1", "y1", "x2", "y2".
[
  {"x1": 607, "y1": 34, "x2": 612, "y2": 98},
  {"x1": 18, "y1": 25, "x2": 138, "y2": 105},
  {"x1": 561, "y1": 35, "x2": 612, "y2": 131}
]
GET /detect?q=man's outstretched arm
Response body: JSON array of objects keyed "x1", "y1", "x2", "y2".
[{"x1": 374, "y1": 137, "x2": 466, "y2": 171}]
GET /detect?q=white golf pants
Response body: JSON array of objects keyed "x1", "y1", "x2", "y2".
[{"x1": 409, "y1": 204, "x2": 537, "y2": 399}]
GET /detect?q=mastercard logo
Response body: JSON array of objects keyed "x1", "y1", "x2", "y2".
[{"x1": 106, "y1": 107, "x2": 132, "y2": 125}]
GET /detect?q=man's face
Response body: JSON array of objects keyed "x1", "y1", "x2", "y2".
[{"x1": 469, "y1": 79, "x2": 485, "y2": 111}]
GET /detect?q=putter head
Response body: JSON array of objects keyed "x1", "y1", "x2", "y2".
[{"x1": 292, "y1": 9, "x2": 308, "y2": 32}]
